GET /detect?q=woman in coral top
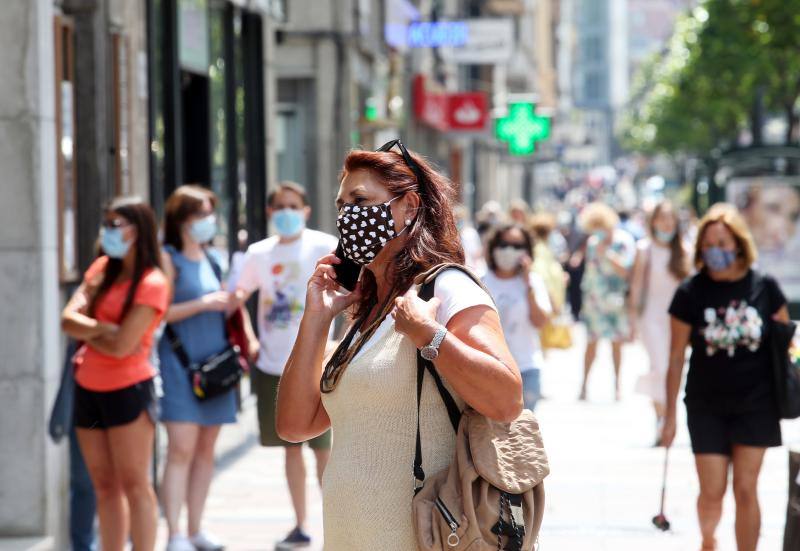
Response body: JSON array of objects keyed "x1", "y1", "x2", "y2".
[{"x1": 61, "y1": 197, "x2": 169, "y2": 551}]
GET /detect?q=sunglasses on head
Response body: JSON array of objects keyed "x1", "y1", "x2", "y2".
[
  {"x1": 496, "y1": 241, "x2": 527, "y2": 250},
  {"x1": 376, "y1": 139, "x2": 427, "y2": 190}
]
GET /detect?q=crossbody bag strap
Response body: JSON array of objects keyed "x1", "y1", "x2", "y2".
[
  {"x1": 164, "y1": 324, "x2": 193, "y2": 370},
  {"x1": 414, "y1": 264, "x2": 485, "y2": 491}
]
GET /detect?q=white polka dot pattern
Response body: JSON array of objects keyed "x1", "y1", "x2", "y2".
[{"x1": 336, "y1": 200, "x2": 398, "y2": 265}]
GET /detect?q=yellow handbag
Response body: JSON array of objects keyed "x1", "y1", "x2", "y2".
[{"x1": 540, "y1": 321, "x2": 572, "y2": 350}]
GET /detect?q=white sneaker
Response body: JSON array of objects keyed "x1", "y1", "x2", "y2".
[
  {"x1": 166, "y1": 535, "x2": 196, "y2": 551},
  {"x1": 190, "y1": 531, "x2": 225, "y2": 551}
]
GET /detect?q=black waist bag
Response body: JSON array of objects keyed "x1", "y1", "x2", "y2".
[{"x1": 165, "y1": 325, "x2": 242, "y2": 401}]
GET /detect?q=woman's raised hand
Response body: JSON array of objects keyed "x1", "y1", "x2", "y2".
[
  {"x1": 305, "y1": 253, "x2": 362, "y2": 320},
  {"x1": 392, "y1": 287, "x2": 441, "y2": 348}
]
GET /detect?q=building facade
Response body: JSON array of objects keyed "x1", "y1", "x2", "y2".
[{"x1": 0, "y1": 0, "x2": 150, "y2": 546}]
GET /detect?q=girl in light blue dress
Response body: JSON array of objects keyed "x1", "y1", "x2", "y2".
[{"x1": 158, "y1": 186, "x2": 238, "y2": 551}]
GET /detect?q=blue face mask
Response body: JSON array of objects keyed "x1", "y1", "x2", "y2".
[
  {"x1": 702, "y1": 247, "x2": 737, "y2": 272},
  {"x1": 593, "y1": 229, "x2": 608, "y2": 242},
  {"x1": 101, "y1": 227, "x2": 132, "y2": 259},
  {"x1": 273, "y1": 208, "x2": 306, "y2": 237},
  {"x1": 655, "y1": 229, "x2": 676, "y2": 243},
  {"x1": 189, "y1": 215, "x2": 217, "y2": 244}
]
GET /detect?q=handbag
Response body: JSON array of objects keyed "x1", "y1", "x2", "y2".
[
  {"x1": 539, "y1": 320, "x2": 572, "y2": 350},
  {"x1": 770, "y1": 318, "x2": 800, "y2": 419},
  {"x1": 412, "y1": 264, "x2": 549, "y2": 551},
  {"x1": 164, "y1": 249, "x2": 243, "y2": 401},
  {"x1": 164, "y1": 325, "x2": 243, "y2": 401}
]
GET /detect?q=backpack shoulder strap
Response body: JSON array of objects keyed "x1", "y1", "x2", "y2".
[{"x1": 414, "y1": 263, "x2": 485, "y2": 492}]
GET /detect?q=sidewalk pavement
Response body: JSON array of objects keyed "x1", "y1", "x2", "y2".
[{"x1": 156, "y1": 326, "x2": 798, "y2": 550}]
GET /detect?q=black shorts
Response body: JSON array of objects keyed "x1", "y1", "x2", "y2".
[
  {"x1": 74, "y1": 379, "x2": 158, "y2": 430},
  {"x1": 687, "y1": 406, "x2": 781, "y2": 455}
]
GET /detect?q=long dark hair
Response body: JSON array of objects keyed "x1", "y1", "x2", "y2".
[
  {"x1": 89, "y1": 197, "x2": 162, "y2": 319},
  {"x1": 650, "y1": 200, "x2": 690, "y2": 280},
  {"x1": 486, "y1": 223, "x2": 535, "y2": 273},
  {"x1": 342, "y1": 149, "x2": 465, "y2": 320},
  {"x1": 163, "y1": 185, "x2": 218, "y2": 251}
]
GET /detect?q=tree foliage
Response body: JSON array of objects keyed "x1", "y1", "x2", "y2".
[{"x1": 620, "y1": 0, "x2": 800, "y2": 156}]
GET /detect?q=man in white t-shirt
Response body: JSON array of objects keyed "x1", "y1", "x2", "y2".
[{"x1": 235, "y1": 181, "x2": 338, "y2": 548}]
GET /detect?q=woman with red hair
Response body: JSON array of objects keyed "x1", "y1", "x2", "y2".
[{"x1": 276, "y1": 141, "x2": 523, "y2": 549}]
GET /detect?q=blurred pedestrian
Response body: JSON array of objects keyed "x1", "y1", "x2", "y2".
[
  {"x1": 530, "y1": 213, "x2": 572, "y2": 351},
  {"x1": 276, "y1": 141, "x2": 522, "y2": 550},
  {"x1": 454, "y1": 205, "x2": 487, "y2": 276},
  {"x1": 49, "y1": 338, "x2": 97, "y2": 551},
  {"x1": 234, "y1": 181, "x2": 338, "y2": 549},
  {"x1": 61, "y1": 197, "x2": 169, "y2": 551},
  {"x1": 158, "y1": 186, "x2": 243, "y2": 551},
  {"x1": 661, "y1": 203, "x2": 789, "y2": 551},
  {"x1": 475, "y1": 199, "x2": 504, "y2": 239},
  {"x1": 578, "y1": 202, "x2": 636, "y2": 401},
  {"x1": 628, "y1": 200, "x2": 691, "y2": 444},
  {"x1": 483, "y1": 224, "x2": 552, "y2": 410},
  {"x1": 509, "y1": 198, "x2": 531, "y2": 226}
]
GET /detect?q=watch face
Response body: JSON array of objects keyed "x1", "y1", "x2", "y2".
[{"x1": 421, "y1": 347, "x2": 438, "y2": 361}]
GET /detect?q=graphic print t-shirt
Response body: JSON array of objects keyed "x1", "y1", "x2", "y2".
[
  {"x1": 236, "y1": 229, "x2": 338, "y2": 375},
  {"x1": 669, "y1": 270, "x2": 786, "y2": 412}
]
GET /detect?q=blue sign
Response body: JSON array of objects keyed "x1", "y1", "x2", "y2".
[{"x1": 407, "y1": 21, "x2": 469, "y2": 48}]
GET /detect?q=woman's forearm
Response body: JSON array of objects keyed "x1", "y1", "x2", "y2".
[
  {"x1": 164, "y1": 298, "x2": 207, "y2": 323},
  {"x1": 275, "y1": 313, "x2": 333, "y2": 441},
  {"x1": 526, "y1": 289, "x2": 549, "y2": 328},
  {"x1": 606, "y1": 251, "x2": 630, "y2": 279},
  {"x1": 665, "y1": 349, "x2": 685, "y2": 417},
  {"x1": 61, "y1": 312, "x2": 104, "y2": 341}
]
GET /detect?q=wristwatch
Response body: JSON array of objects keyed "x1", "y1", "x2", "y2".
[{"x1": 420, "y1": 326, "x2": 448, "y2": 361}]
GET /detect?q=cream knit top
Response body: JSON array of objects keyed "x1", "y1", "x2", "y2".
[{"x1": 320, "y1": 318, "x2": 465, "y2": 550}]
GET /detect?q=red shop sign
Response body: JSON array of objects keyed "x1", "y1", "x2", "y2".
[{"x1": 413, "y1": 74, "x2": 488, "y2": 132}]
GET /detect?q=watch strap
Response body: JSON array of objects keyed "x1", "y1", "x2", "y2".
[{"x1": 427, "y1": 326, "x2": 447, "y2": 351}]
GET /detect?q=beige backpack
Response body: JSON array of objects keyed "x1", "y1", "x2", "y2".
[{"x1": 411, "y1": 265, "x2": 550, "y2": 551}]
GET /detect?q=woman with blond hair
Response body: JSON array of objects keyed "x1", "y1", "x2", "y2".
[
  {"x1": 629, "y1": 200, "x2": 691, "y2": 443},
  {"x1": 577, "y1": 202, "x2": 636, "y2": 401},
  {"x1": 661, "y1": 203, "x2": 788, "y2": 551}
]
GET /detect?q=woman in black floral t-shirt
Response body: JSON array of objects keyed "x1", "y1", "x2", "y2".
[{"x1": 661, "y1": 203, "x2": 789, "y2": 551}]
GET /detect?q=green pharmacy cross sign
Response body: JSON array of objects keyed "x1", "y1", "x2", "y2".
[{"x1": 495, "y1": 103, "x2": 551, "y2": 155}]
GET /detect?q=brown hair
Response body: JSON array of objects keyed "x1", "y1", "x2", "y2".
[
  {"x1": 163, "y1": 185, "x2": 218, "y2": 251},
  {"x1": 267, "y1": 181, "x2": 309, "y2": 207},
  {"x1": 486, "y1": 223, "x2": 534, "y2": 273},
  {"x1": 649, "y1": 200, "x2": 690, "y2": 280},
  {"x1": 89, "y1": 197, "x2": 162, "y2": 319},
  {"x1": 341, "y1": 148, "x2": 465, "y2": 320},
  {"x1": 693, "y1": 202, "x2": 758, "y2": 270}
]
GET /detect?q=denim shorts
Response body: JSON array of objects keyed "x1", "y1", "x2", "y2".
[{"x1": 521, "y1": 369, "x2": 541, "y2": 411}]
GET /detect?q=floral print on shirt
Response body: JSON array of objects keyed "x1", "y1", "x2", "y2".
[{"x1": 701, "y1": 300, "x2": 763, "y2": 357}]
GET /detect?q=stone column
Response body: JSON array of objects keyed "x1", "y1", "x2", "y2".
[{"x1": 0, "y1": 0, "x2": 64, "y2": 546}]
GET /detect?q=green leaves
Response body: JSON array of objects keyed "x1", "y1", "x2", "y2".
[{"x1": 620, "y1": 0, "x2": 800, "y2": 156}]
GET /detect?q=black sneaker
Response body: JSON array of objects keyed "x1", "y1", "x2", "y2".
[{"x1": 275, "y1": 527, "x2": 311, "y2": 549}]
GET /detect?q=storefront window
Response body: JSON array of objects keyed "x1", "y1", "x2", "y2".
[
  {"x1": 55, "y1": 15, "x2": 79, "y2": 282},
  {"x1": 209, "y1": 4, "x2": 231, "y2": 259}
]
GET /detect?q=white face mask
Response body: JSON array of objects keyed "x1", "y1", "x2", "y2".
[{"x1": 493, "y1": 247, "x2": 525, "y2": 272}]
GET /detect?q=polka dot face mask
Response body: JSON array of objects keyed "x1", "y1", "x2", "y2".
[{"x1": 336, "y1": 196, "x2": 406, "y2": 265}]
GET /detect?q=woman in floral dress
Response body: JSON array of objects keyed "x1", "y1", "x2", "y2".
[{"x1": 578, "y1": 202, "x2": 636, "y2": 401}]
